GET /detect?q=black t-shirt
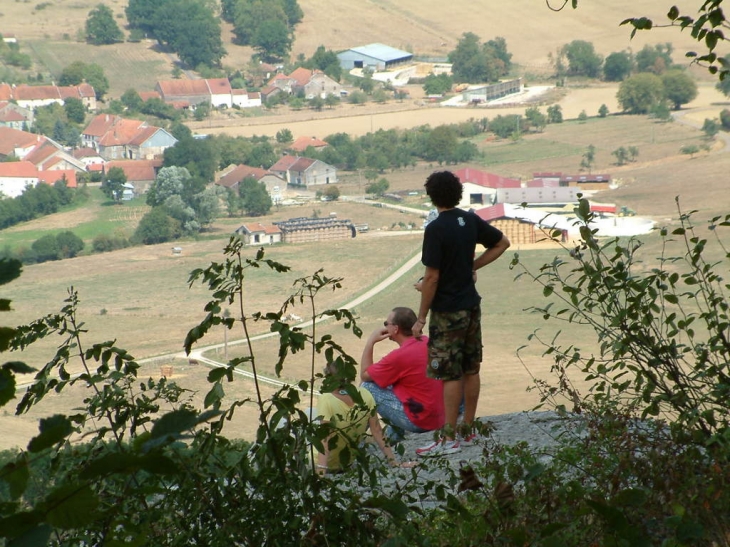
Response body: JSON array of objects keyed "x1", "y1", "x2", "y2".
[{"x1": 421, "y1": 208, "x2": 504, "y2": 312}]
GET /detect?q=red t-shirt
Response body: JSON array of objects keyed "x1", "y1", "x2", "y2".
[{"x1": 366, "y1": 336, "x2": 444, "y2": 430}]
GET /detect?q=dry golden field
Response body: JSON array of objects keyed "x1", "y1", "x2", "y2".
[{"x1": 1, "y1": 0, "x2": 720, "y2": 96}]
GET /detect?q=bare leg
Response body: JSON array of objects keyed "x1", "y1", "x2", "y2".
[
  {"x1": 462, "y1": 372, "x2": 481, "y2": 428},
  {"x1": 442, "y1": 378, "x2": 464, "y2": 440}
]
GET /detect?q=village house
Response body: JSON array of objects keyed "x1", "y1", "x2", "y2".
[
  {"x1": 0, "y1": 126, "x2": 45, "y2": 160},
  {"x1": 269, "y1": 155, "x2": 337, "y2": 188},
  {"x1": 23, "y1": 139, "x2": 87, "y2": 173},
  {"x1": 216, "y1": 164, "x2": 287, "y2": 204},
  {"x1": 0, "y1": 101, "x2": 33, "y2": 130},
  {"x1": 0, "y1": 83, "x2": 97, "y2": 111},
  {"x1": 235, "y1": 222, "x2": 283, "y2": 246},
  {"x1": 155, "y1": 78, "x2": 262, "y2": 109},
  {"x1": 0, "y1": 160, "x2": 77, "y2": 199},
  {"x1": 267, "y1": 68, "x2": 341, "y2": 99},
  {"x1": 105, "y1": 159, "x2": 162, "y2": 195},
  {"x1": 72, "y1": 147, "x2": 106, "y2": 169},
  {"x1": 81, "y1": 114, "x2": 177, "y2": 161},
  {"x1": 0, "y1": 161, "x2": 38, "y2": 198}
]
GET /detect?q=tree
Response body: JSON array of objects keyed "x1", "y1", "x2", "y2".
[
  {"x1": 55, "y1": 231, "x2": 85, "y2": 259},
  {"x1": 612, "y1": 146, "x2": 629, "y2": 165},
  {"x1": 121, "y1": 89, "x2": 143, "y2": 112},
  {"x1": 423, "y1": 73, "x2": 453, "y2": 96},
  {"x1": 680, "y1": 143, "x2": 700, "y2": 158},
  {"x1": 64, "y1": 98, "x2": 86, "y2": 124},
  {"x1": 524, "y1": 106, "x2": 547, "y2": 132},
  {"x1": 603, "y1": 51, "x2": 632, "y2": 81},
  {"x1": 320, "y1": 185, "x2": 340, "y2": 201},
  {"x1": 239, "y1": 176, "x2": 272, "y2": 216},
  {"x1": 125, "y1": 0, "x2": 172, "y2": 33},
  {"x1": 85, "y1": 4, "x2": 124, "y2": 45},
  {"x1": 547, "y1": 104, "x2": 563, "y2": 124},
  {"x1": 578, "y1": 110, "x2": 588, "y2": 122},
  {"x1": 635, "y1": 43, "x2": 673, "y2": 74},
  {"x1": 716, "y1": 55, "x2": 730, "y2": 97},
  {"x1": 561, "y1": 40, "x2": 603, "y2": 78},
  {"x1": 31, "y1": 234, "x2": 59, "y2": 263},
  {"x1": 133, "y1": 207, "x2": 180, "y2": 244},
  {"x1": 305, "y1": 45, "x2": 342, "y2": 82},
  {"x1": 490, "y1": 114, "x2": 522, "y2": 138},
  {"x1": 580, "y1": 144, "x2": 596, "y2": 172},
  {"x1": 617, "y1": 73, "x2": 664, "y2": 114},
  {"x1": 252, "y1": 19, "x2": 292, "y2": 62},
  {"x1": 449, "y1": 32, "x2": 511, "y2": 83},
  {"x1": 365, "y1": 178, "x2": 389, "y2": 197},
  {"x1": 424, "y1": 125, "x2": 459, "y2": 164},
  {"x1": 661, "y1": 70, "x2": 698, "y2": 109},
  {"x1": 147, "y1": 166, "x2": 191, "y2": 207},
  {"x1": 153, "y1": 0, "x2": 225, "y2": 67},
  {"x1": 102, "y1": 166, "x2": 127, "y2": 202},
  {"x1": 276, "y1": 129, "x2": 293, "y2": 144},
  {"x1": 598, "y1": 104, "x2": 609, "y2": 118},
  {"x1": 702, "y1": 117, "x2": 720, "y2": 139},
  {"x1": 720, "y1": 109, "x2": 730, "y2": 130},
  {"x1": 59, "y1": 61, "x2": 110, "y2": 99}
]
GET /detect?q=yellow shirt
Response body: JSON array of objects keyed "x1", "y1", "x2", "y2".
[{"x1": 316, "y1": 387, "x2": 376, "y2": 471}]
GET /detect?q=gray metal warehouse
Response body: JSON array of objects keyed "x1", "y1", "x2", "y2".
[{"x1": 337, "y1": 43, "x2": 414, "y2": 71}]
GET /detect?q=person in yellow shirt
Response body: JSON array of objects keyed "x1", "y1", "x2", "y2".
[{"x1": 315, "y1": 362, "x2": 417, "y2": 474}]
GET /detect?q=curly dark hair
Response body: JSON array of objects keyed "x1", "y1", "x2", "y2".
[{"x1": 424, "y1": 170, "x2": 463, "y2": 208}]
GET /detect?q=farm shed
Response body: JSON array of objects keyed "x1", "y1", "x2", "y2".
[
  {"x1": 337, "y1": 44, "x2": 413, "y2": 71},
  {"x1": 460, "y1": 79, "x2": 522, "y2": 103},
  {"x1": 477, "y1": 203, "x2": 570, "y2": 245},
  {"x1": 274, "y1": 217, "x2": 356, "y2": 244}
]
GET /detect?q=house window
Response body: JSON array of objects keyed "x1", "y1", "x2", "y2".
[
  {"x1": 470, "y1": 193, "x2": 483, "y2": 205},
  {"x1": 254, "y1": 234, "x2": 260, "y2": 243},
  {"x1": 354, "y1": 60, "x2": 363, "y2": 68}
]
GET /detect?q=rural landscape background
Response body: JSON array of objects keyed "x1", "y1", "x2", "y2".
[{"x1": 2, "y1": 0, "x2": 729, "y2": 449}]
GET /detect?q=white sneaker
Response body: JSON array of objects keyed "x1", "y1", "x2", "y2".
[
  {"x1": 416, "y1": 438, "x2": 461, "y2": 457},
  {"x1": 460, "y1": 432, "x2": 482, "y2": 447}
]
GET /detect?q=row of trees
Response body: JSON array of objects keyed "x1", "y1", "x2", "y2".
[
  {"x1": 617, "y1": 70, "x2": 698, "y2": 113},
  {"x1": 555, "y1": 41, "x2": 678, "y2": 82},
  {"x1": 0, "y1": 179, "x2": 75, "y2": 231}
]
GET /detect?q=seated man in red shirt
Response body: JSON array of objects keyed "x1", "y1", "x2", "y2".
[{"x1": 360, "y1": 307, "x2": 445, "y2": 441}]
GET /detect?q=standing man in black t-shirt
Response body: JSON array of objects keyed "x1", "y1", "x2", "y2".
[{"x1": 413, "y1": 170, "x2": 511, "y2": 456}]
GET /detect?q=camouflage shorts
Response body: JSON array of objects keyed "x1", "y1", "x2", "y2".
[{"x1": 426, "y1": 306, "x2": 482, "y2": 381}]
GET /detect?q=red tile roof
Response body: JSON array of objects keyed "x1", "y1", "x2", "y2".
[
  {"x1": 38, "y1": 169, "x2": 77, "y2": 188},
  {"x1": 0, "y1": 160, "x2": 38, "y2": 178},
  {"x1": 138, "y1": 91, "x2": 161, "y2": 101},
  {"x1": 0, "y1": 109, "x2": 25, "y2": 122},
  {"x1": 0, "y1": 84, "x2": 13, "y2": 101},
  {"x1": 241, "y1": 222, "x2": 282, "y2": 235},
  {"x1": 475, "y1": 204, "x2": 507, "y2": 222},
  {"x1": 217, "y1": 164, "x2": 268, "y2": 188},
  {"x1": 106, "y1": 159, "x2": 159, "y2": 182},
  {"x1": 288, "y1": 67, "x2": 313, "y2": 87},
  {"x1": 454, "y1": 167, "x2": 521, "y2": 189},
  {"x1": 270, "y1": 155, "x2": 300, "y2": 172},
  {"x1": 289, "y1": 136, "x2": 328, "y2": 152},
  {"x1": 0, "y1": 126, "x2": 43, "y2": 156}
]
